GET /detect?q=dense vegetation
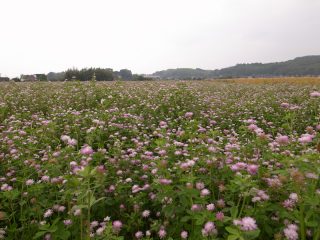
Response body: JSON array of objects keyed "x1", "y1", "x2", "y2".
[
  {"x1": 153, "y1": 56, "x2": 320, "y2": 79},
  {"x1": 3, "y1": 56, "x2": 320, "y2": 82},
  {"x1": 0, "y1": 80, "x2": 319, "y2": 240}
]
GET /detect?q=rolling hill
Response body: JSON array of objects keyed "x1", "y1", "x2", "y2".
[{"x1": 152, "y1": 56, "x2": 320, "y2": 79}]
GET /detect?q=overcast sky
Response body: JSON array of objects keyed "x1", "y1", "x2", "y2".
[{"x1": 0, "y1": 0, "x2": 320, "y2": 77}]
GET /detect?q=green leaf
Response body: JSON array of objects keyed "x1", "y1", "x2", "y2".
[
  {"x1": 54, "y1": 225, "x2": 71, "y2": 240},
  {"x1": 33, "y1": 231, "x2": 47, "y2": 239},
  {"x1": 180, "y1": 216, "x2": 191, "y2": 222},
  {"x1": 78, "y1": 166, "x2": 90, "y2": 177},
  {"x1": 230, "y1": 206, "x2": 239, "y2": 218},
  {"x1": 228, "y1": 235, "x2": 239, "y2": 240},
  {"x1": 52, "y1": 217, "x2": 61, "y2": 226},
  {"x1": 195, "y1": 216, "x2": 205, "y2": 225},
  {"x1": 91, "y1": 197, "x2": 106, "y2": 207},
  {"x1": 90, "y1": 168, "x2": 97, "y2": 176},
  {"x1": 39, "y1": 224, "x2": 51, "y2": 231},
  {"x1": 71, "y1": 204, "x2": 88, "y2": 210},
  {"x1": 47, "y1": 225, "x2": 58, "y2": 233},
  {"x1": 88, "y1": 193, "x2": 96, "y2": 207},
  {"x1": 242, "y1": 229, "x2": 261, "y2": 240},
  {"x1": 155, "y1": 139, "x2": 166, "y2": 147},
  {"x1": 3, "y1": 189, "x2": 20, "y2": 200},
  {"x1": 306, "y1": 221, "x2": 319, "y2": 227},
  {"x1": 226, "y1": 226, "x2": 240, "y2": 235}
]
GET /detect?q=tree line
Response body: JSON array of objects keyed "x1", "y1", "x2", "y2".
[
  {"x1": 49, "y1": 68, "x2": 148, "y2": 81},
  {"x1": 2, "y1": 68, "x2": 151, "y2": 82},
  {"x1": 153, "y1": 55, "x2": 320, "y2": 79}
]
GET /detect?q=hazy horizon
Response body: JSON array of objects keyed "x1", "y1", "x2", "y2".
[{"x1": 1, "y1": 0, "x2": 320, "y2": 78}]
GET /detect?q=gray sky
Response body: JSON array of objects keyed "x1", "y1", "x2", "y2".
[{"x1": 1, "y1": 0, "x2": 320, "y2": 77}]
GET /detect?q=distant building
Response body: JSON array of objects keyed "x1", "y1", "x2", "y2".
[
  {"x1": 0, "y1": 77, "x2": 9, "y2": 82},
  {"x1": 143, "y1": 75, "x2": 161, "y2": 80},
  {"x1": 20, "y1": 75, "x2": 38, "y2": 82}
]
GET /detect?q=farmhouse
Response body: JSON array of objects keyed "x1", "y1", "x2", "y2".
[{"x1": 20, "y1": 75, "x2": 38, "y2": 82}]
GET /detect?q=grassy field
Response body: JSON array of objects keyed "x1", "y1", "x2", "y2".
[{"x1": 0, "y1": 79, "x2": 319, "y2": 240}]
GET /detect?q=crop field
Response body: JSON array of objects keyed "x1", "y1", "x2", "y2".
[{"x1": 0, "y1": 79, "x2": 320, "y2": 240}]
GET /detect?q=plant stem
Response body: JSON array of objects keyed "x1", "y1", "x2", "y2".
[
  {"x1": 299, "y1": 204, "x2": 306, "y2": 240},
  {"x1": 87, "y1": 179, "x2": 91, "y2": 240},
  {"x1": 313, "y1": 226, "x2": 320, "y2": 240},
  {"x1": 238, "y1": 195, "x2": 247, "y2": 217},
  {"x1": 80, "y1": 215, "x2": 83, "y2": 240}
]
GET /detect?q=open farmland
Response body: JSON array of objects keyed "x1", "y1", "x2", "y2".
[{"x1": 0, "y1": 79, "x2": 320, "y2": 240}]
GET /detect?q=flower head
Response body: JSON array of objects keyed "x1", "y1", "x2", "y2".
[
  {"x1": 181, "y1": 231, "x2": 188, "y2": 239},
  {"x1": 25, "y1": 179, "x2": 34, "y2": 186},
  {"x1": 158, "y1": 229, "x2": 167, "y2": 239},
  {"x1": 112, "y1": 220, "x2": 123, "y2": 233},
  {"x1": 80, "y1": 146, "x2": 94, "y2": 155},
  {"x1": 236, "y1": 217, "x2": 257, "y2": 231},
  {"x1": 135, "y1": 231, "x2": 144, "y2": 239},
  {"x1": 284, "y1": 224, "x2": 298, "y2": 240},
  {"x1": 44, "y1": 209, "x2": 53, "y2": 218},
  {"x1": 310, "y1": 91, "x2": 320, "y2": 97}
]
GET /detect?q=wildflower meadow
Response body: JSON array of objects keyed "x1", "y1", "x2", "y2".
[{"x1": 0, "y1": 80, "x2": 319, "y2": 240}]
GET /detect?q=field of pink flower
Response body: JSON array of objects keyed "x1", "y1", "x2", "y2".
[{"x1": 0, "y1": 81, "x2": 319, "y2": 240}]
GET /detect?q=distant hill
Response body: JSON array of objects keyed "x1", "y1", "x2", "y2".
[{"x1": 152, "y1": 56, "x2": 320, "y2": 79}]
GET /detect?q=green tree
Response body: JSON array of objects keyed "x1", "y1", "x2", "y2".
[{"x1": 119, "y1": 69, "x2": 133, "y2": 80}]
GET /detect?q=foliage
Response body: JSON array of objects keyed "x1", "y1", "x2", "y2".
[
  {"x1": 119, "y1": 69, "x2": 133, "y2": 80},
  {"x1": 65, "y1": 68, "x2": 114, "y2": 81},
  {"x1": 36, "y1": 74, "x2": 48, "y2": 81},
  {"x1": 153, "y1": 56, "x2": 320, "y2": 79},
  {"x1": 47, "y1": 72, "x2": 66, "y2": 82}
]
